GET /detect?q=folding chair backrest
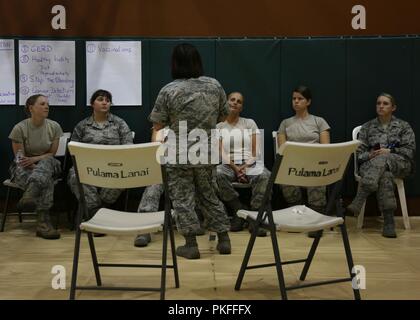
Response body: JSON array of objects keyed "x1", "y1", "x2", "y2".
[
  {"x1": 275, "y1": 141, "x2": 360, "y2": 187},
  {"x1": 55, "y1": 132, "x2": 71, "y2": 157},
  {"x1": 68, "y1": 141, "x2": 163, "y2": 189},
  {"x1": 352, "y1": 126, "x2": 362, "y2": 178}
]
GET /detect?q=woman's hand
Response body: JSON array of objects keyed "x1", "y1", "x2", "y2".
[
  {"x1": 19, "y1": 156, "x2": 37, "y2": 168},
  {"x1": 236, "y1": 165, "x2": 249, "y2": 183},
  {"x1": 369, "y1": 148, "x2": 391, "y2": 159}
]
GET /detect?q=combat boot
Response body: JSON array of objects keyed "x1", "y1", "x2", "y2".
[
  {"x1": 216, "y1": 232, "x2": 231, "y2": 254},
  {"x1": 227, "y1": 198, "x2": 246, "y2": 231},
  {"x1": 176, "y1": 235, "x2": 200, "y2": 259},
  {"x1": 248, "y1": 221, "x2": 267, "y2": 237},
  {"x1": 134, "y1": 233, "x2": 151, "y2": 247},
  {"x1": 16, "y1": 182, "x2": 41, "y2": 212},
  {"x1": 36, "y1": 210, "x2": 60, "y2": 240},
  {"x1": 382, "y1": 210, "x2": 397, "y2": 238},
  {"x1": 347, "y1": 186, "x2": 370, "y2": 216}
]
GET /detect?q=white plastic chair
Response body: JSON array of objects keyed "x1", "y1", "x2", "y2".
[
  {"x1": 272, "y1": 130, "x2": 279, "y2": 153},
  {"x1": 235, "y1": 140, "x2": 361, "y2": 300},
  {"x1": 352, "y1": 126, "x2": 410, "y2": 229},
  {"x1": 1, "y1": 132, "x2": 71, "y2": 232},
  {"x1": 67, "y1": 141, "x2": 178, "y2": 300}
]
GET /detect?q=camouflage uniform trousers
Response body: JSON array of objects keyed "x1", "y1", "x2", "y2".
[
  {"x1": 10, "y1": 156, "x2": 61, "y2": 211},
  {"x1": 138, "y1": 184, "x2": 207, "y2": 224},
  {"x1": 137, "y1": 184, "x2": 164, "y2": 213},
  {"x1": 166, "y1": 166, "x2": 230, "y2": 236},
  {"x1": 359, "y1": 153, "x2": 411, "y2": 212},
  {"x1": 67, "y1": 167, "x2": 123, "y2": 211},
  {"x1": 216, "y1": 164, "x2": 271, "y2": 209},
  {"x1": 281, "y1": 185, "x2": 327, "y2": 212}
]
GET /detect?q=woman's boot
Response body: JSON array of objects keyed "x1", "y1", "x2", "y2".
[
  {"x1": 382, "y1": 210, "x2": 397, "y2": 238},
  {"x1": 36, "y1": 210, "x2": 60, "y2": 239},
  {"x1": 176, "y1": 235, "x2": 200, "y2": 259},
  {"x1": 216, "y1": 232, "x2": 231, "y2": 254}
]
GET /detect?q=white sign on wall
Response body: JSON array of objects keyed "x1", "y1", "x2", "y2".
[
  {"x1": 19, "y1": 40, "x2": 76, "y2": 105},
  {"x1": 0, "y1": 39, "x2": 16, "y2": 105},
  {"x1": 86, "y1": 41, "x2": 142, "y2": 106}
]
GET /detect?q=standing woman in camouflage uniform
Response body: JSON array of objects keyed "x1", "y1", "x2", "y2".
[
  {"x1": 67, "y1": 89, "x2": 133, "y2": 220},
  {"x1": 8, "y1": 94, "x2": 63, "y2": 239},
  {"x1": 348, "y1": 93, "x2": 416, "y2": 238},
  {"x1": 149, "y1": 43, "x2": 231, "y2": 259}
]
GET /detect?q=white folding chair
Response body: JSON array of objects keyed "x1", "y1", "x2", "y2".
[
  {"x1": 68, "y1": 141, "x2": 179, "y2": 300},
  {"x1": 1, "y1": 132, "x2": 71, "y2": 232},
  {"x1": 235, "y1": 140, "x2": 361, "y2": 300},
  {"x1": 352, "y1": 126, "x2": 410, "y2": 229},
  {"x1": 272, "y1": 130, "x2": 279, "y2": 154}
]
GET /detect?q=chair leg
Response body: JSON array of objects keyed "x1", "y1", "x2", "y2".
[
  {"x1": 269, "y1": 224, "x2": 288, "y2": 300},
  {"x1": 355, "y1": 183, "x2": 366, "y2": 229},
  {"x1": 339, "y1": 224, "x2": 361, "y2": 300},
  {"x1": 235, "y1": 220, "x2": 258, "y2": 291},
  {"x1": 160, "y1": 215, "x2": 169, "y2": 300},
  {"x1": 356, "y1": 200, "x2": 366, "y2": 229},
  {"x1": 395, "y1": 179, "x2": 410, "y2": 230},
  {"x1": 87, "y1": 232, "x2": 102, "y2": 286},
  {"x1": 69, "y1": 227, "x2": 82, "y2": 300},
  {"x1": 168, "y1": 215, "x2": 180, "y2": 288},
  {"x1": 299, "y1": 231, "x2": 322, "y2": 281},
  {"x1": 16, "y1": 189, "x2": 23, "y2": 223},
  {"x1": 124, "y1": 190, "x2": 130, "y2": 211},
  {"x1": 1, "y1": 187, "x2": 11, "y2": 232}
]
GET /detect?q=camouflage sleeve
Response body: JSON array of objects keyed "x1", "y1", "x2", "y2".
[
  {"x1": 218, "y1": 86, "x2": 229, "y2": 121},
  {"x1": 356, "y1": 124, "x2": 370, "y2": 163},
  {"x1": 395, "y1": 122, "x2": 416, "y2": 161},
  {"x1": 149, "y1": 87, "x2": 169, "y2": 126},
  {"x1": 118, "y1": 119, "x2": 134, "y2": 145},
  {"x1": 70, "y1": 121, "x2": 84, "y2": 142}
]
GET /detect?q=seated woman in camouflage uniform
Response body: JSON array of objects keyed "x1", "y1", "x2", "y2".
[
  {"x1": 8, "y1": 94, "x2": 63, "y2": 239},
  {"x1": 67, "y1": 89, "x2": 133, "y2": 225},
  {"x1": 348, "y1": 93, "x2": 416, "y2": 238}
]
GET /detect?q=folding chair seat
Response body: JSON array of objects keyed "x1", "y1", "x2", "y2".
[
  {"x1": 235, "y1": 140, "x2": 362, "y2": 300},
  {"x1": 1, "y1": 132, "x2": 71, "y2": 232},
  {"x1": 352, "y1": 126, "x2": 411, "y2": 229},
  {"x1": 68, "y1": 141, "x2": 179, "y2": 300}
]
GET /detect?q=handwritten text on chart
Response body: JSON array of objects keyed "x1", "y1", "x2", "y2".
[
  {"x1": 19, "y1": 40, "x2": 75, "y2": 105},
  {"x1": 0, "y1": 39, "x2": 15, "y2": 105}
]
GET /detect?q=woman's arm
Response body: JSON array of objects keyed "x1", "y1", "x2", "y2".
[
  {"x1": 277, "y1": 133, "x2": 287, "y2": 148},
  {"x1": 151, "y1": 123, "x2": 165, "y2": 142},
  {"x1": 320, "y1": 130, "x2": 330, "y2": 144},
  {"x1": 12, "y1": 142, "x2": 24, "y2": 157},
  {"x1": 14, "y1": 139, "x2": 59, "y2": 168},
  {"x1": 219, "y1": 136, "x2": 241, "y2": 175}
]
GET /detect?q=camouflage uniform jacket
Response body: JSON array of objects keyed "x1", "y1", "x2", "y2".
[
  {"x1": 357, "y1": 116, "x2": 416, "y2": 172},
  {"x1": 71, "y1": 113, "x2": 133, "y2": 145},
  {"x1": 149, "y1": 76, "x2": 229, "y2": 166}
]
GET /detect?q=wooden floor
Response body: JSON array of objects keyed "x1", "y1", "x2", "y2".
[{"x1": 1, "y1": 214, "x2": 419, "y2": 300}]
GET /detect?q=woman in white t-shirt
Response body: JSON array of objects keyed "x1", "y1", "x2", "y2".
[
  {"x1": 277, "y1": 86, "x2": 330, "y2": 224},
  {"x1": 8, "y1": 94, "x2": 63, "y2": 239},
  {"x1": 216, "y1": 92, "x2": 271, "y2": 236}
]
